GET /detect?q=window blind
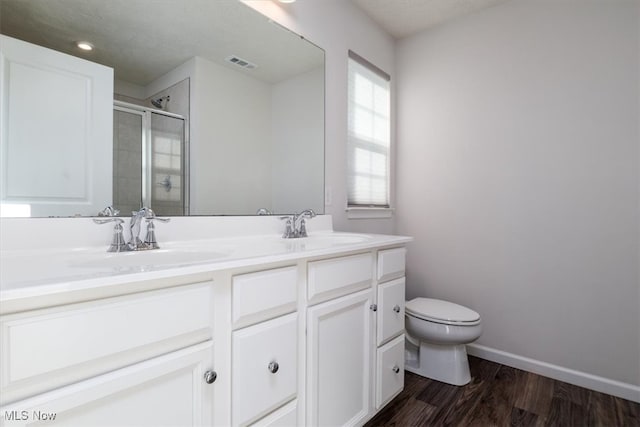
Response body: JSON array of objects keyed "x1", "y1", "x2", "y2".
[{"x1": 347, "y1": 51, "x2": 391, "y2": 208}]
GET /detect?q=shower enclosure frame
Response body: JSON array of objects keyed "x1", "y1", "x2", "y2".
[{"x1": 113, "y1": 100, "x2": 189, "y2": 215}]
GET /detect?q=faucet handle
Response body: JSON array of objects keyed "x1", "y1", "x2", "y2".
[
  {"x1": 279, "y1": 215, "x2": 295, "y2": 238},
  {"x1": 143, "y1": 208, "x2": 170, "y2": 222},
  {"x1": 132, "y1": 207, "x2": 150, "y2": 218},
  {"x1": 298, "y1": 209, "x2": 317, "y2": 219},
  {"x1": 298, "y1": 218, "x2": 309, "y2": 238},
  {"x1": 143, "y1": 215, "x2": 170, "y2": 249},
  {"x1": 93, "y1": 218, "x2": 127, "y2": 252},
  {"x1": 98, "y1": 206, "x2": 120, "y2": 217},
  {"x1": 93, "y1": 217, "x2": 124, "y2": 225}
]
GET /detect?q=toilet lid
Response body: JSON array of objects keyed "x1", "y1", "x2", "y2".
[{"x1": 405, "y1": 298, "x2": 480, "y2": 324}]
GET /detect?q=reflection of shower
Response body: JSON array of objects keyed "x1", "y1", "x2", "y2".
[
  {"x1": 113, "y1": 100, "x2": 187, "y2": 216},
  {"x1": 151, "y1": 95, "x2": 170, "y2": 109}
]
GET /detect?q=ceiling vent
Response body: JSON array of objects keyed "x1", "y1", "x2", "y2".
[{"x1": 225, "y1": 55, "x2": 257, "y2": 70}]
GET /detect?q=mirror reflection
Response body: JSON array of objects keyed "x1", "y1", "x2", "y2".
[{"x1": 0, "y1": 0, "x2": 325, "y2": 217}]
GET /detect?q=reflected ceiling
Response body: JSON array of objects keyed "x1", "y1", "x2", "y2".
[{"x1": 0, "y1": 0, "x2": 323, "y2": 85}]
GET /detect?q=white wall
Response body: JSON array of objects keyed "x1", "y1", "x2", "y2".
[
  {"x1": 114, "y1": 79, "x2": 145, "y2": 99},
  {"x1": 271, "y1": 67, "x2": 324, "y2": 213},
  {"x1": 243, "y1": 0, "x2": 396, "y2": 233},
  {"x1": 190, "y1": 57, "x2": 272, "y2": 215},
  {"x1": 397, "y1": 0, "x2": 639, "y2": 389}
]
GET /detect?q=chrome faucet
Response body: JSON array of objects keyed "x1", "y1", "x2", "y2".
[
  {"x1": 94, "y1": 207, "x2": 170, "y2": 252},
  {"x1": 280, "y1": 209, "x2": 317, "y2": 238}
]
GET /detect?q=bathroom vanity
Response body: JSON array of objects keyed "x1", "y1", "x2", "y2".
[
  {"x1": 0, "y1": 3, "x2": 409, "y2": 424},
  {"x1": 0, "y1": 216, "x2": 410, "y2": 426}
]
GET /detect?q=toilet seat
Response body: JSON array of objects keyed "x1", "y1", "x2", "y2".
[{"x1": 405, "y1": 298, "x2": 481, "y2": 326}]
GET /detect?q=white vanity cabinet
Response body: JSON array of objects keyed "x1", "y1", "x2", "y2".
[{"x1": 0, "y1": 234, "x2": 410, "y2": 427}]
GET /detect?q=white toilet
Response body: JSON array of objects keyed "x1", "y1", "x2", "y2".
[{"x1": 404, "y1": 298, "x2": 482, "y2": 386}]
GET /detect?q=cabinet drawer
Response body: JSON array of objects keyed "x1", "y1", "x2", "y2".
[
  {"x1": 1, "y1": 283, "x2": 213, "y2": 404},
  {"x1": 307, "y1": 253, "x2": 373, "y2": 305},
  {"x1": 377, "y1": 248, "x2": 406, "y2": 282},
  {"x1": 376, "y1": 334, "x2": 405, "y2": 410},
  {"x1": 233, "y1": 266, "x2": 297, "y2": 328},
  {"x1": 377, "y1": 278, "x2": 405, "y2": 346},
  {"x1": 232, "y1": 313, "x2": 297, "y2": 427}
]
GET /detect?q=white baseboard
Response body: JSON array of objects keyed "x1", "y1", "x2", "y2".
[{"x1": 467, "y1": 344, "x2": 640, "y2": 403}]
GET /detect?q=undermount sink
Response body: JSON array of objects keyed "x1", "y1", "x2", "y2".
[{"x1": 71, "y1": 248, "x2": 226, "y2": 269}]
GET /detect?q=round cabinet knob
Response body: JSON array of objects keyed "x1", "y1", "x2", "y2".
[
  {"x1": 370, "y1": 304, "x2": 378, "y2": 312},
  {"x1": 204, "y1": 370, "x2": 217, "y2": 384},
  {"x1": 268, "y1": 361, "x2": 279, "y2": 374},
  {"x1": 393, "y1": 305, "x2": 401, "y2": 313},
  {"x1": 392, "y1": 365, "x2": 400, "y2": 374}
]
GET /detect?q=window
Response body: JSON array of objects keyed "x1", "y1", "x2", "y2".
[{"x1": 347, "y1": 50, "x2": 391, "y2": 214}]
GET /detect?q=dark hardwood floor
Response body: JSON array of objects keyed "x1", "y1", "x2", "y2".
[{"x1": 365, "y1": 356, "x2": 640, "y2": 426}]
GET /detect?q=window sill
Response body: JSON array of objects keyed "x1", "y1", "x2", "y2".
[{"x1": 346, "y1": 207, "x2": 394, "y2": 219}]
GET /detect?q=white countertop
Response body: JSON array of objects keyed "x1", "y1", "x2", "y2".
[{"x1": 1, "y1": 230, "x2": 411, "y2": 312}]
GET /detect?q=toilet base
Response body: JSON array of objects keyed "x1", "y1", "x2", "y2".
[{"x1": 405, "y1": 340, "x2": 471, "y2": 386}]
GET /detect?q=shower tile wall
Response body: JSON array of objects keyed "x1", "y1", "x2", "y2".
[{"x1": 112, "y1": 111, "x2": 142, "y2": 214}]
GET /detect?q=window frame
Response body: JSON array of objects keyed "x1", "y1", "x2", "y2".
[{"x1": 346, "y1": 50, "x2": 393, "y2": 219}]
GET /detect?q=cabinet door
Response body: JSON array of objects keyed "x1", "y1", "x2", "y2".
[
  {"x1": 0, "y1": 35, "x2": 113, "y2": 217},
  {"x1": 306, "y1": 289, "x2": 373, "y2": 427},
  {"x1": 0, "y1": 342, "x2": 214, "y2": 427}
]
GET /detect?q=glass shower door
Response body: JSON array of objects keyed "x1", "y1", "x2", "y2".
[
  {"x1": 149, "y1": 112, "x2": 185, "y2": 216},
  {"x1": 113, "y1": 104, "x2": 187, "y2": 216}
]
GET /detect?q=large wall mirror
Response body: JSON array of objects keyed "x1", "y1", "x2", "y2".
[{"x1": 0, "y1": 0, "x2": 324, "y2": 217}]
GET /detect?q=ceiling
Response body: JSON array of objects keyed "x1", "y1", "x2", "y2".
[
  {"x1": 351, "y1": 0, "x2": 511, "y2": 39},
  {"x1": 0, "y1": 0, "x2": 323, "y2": 86}
]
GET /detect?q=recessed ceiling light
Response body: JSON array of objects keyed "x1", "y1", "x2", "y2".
[
  {"x1": 76, "y1": 41, "x2": 93, "y2": 51},
  {"x1": 278, "y1": 0, "x2": 296, "y2": 3}
]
